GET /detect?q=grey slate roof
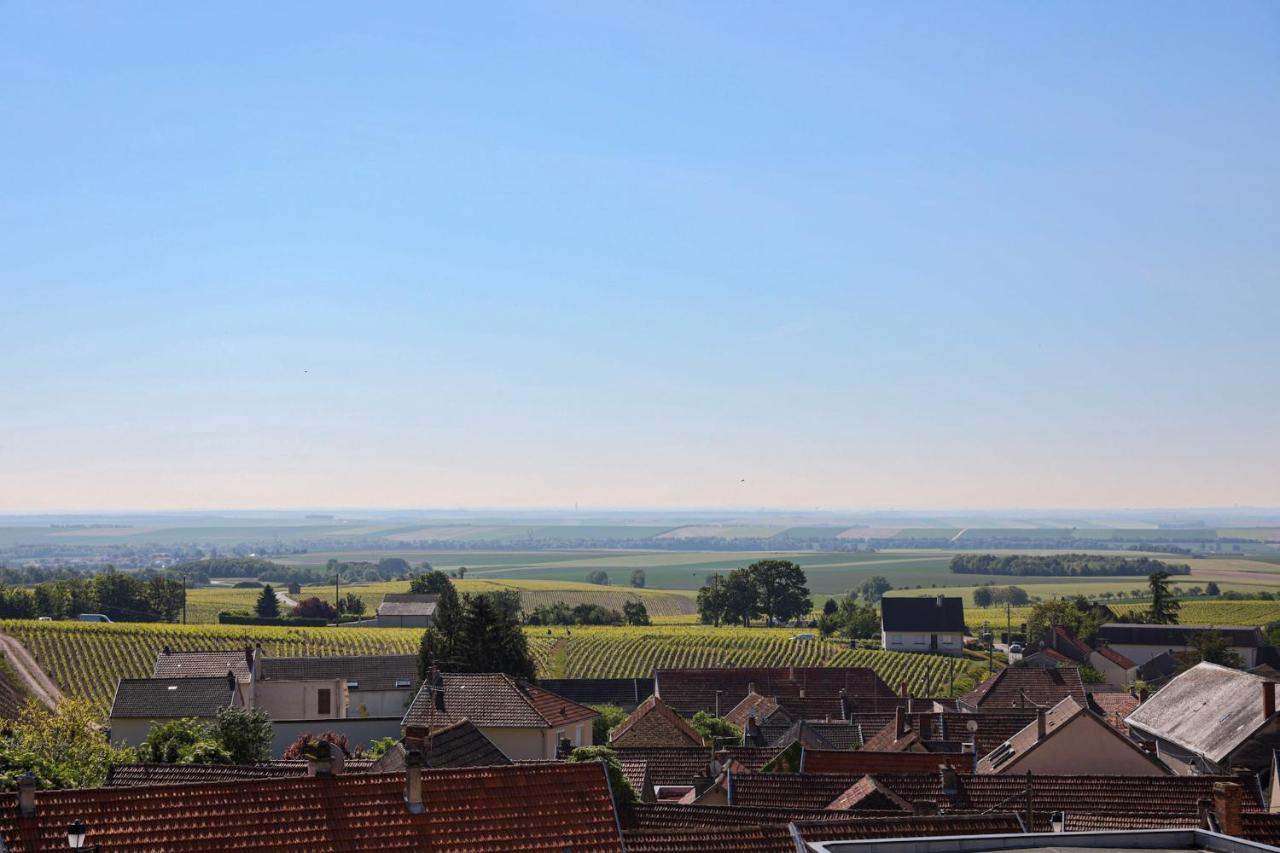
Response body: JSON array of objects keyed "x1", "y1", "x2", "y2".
[
  {"x1": 880, "y1": 596, "x2": 966, "y2": 633},
  {"x1": 256, "y1": 655, "x2": 417, "y2": 692},
  {"x1": 538, "y1": 678, "x2": 654, "y2": 707},
  {"x1": 376, "y1": 594, "x2": 439, "y2": 617},
  {"x1": 1097, "y1": 622, "x2": 1265, "y2": 647},
  {"x1": 381, "y1": 719, "x2": 511, "y2": 769},
  {"x1": 110, "y1": 677, "x2": 235, "y2": 719},
  {"x1": 153, "y1": 650, "x2": 251, "y2": 682},
  {"x1": 1125, "y1": 661, "x2": 1275, "y2": 763}
]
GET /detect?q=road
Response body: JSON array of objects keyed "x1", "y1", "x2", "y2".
[{"x1": 0, "y1": 632, "x2": 64, "y2": 710}]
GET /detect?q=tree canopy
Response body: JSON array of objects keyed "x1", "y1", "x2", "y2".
[{"x1": 695, "y1": 561, "x2": 810, "y2": 627}]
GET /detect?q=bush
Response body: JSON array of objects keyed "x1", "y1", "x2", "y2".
[
  {"x1": 292, "y1": 597, "x2": 338, "y2": 621},
  {"x1": 590, "y1": 704, "x2": 628, "y2": 744},
  {"x1": 217, "y1": 612, "x2": 327, "y2": 627}
]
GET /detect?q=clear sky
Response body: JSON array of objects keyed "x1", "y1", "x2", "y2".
[{"x1": 1, "y1": 2, "x2": 1277, "y2": 512}]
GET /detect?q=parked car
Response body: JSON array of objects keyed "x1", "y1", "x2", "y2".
[
  {"x1": 790, "y1": 633, "x2": 815, "y2": 642},
  {"x1": 37, "y1": 616, "x2": 53, "y2": 622},
  {"x1": 77, "y1": 613, "x2": 113, "y2": 623},
  {"x1": 1008, "y1": 643, "x2": 1024, "y2": 654}
]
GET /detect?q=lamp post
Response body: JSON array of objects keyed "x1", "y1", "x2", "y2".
[{"x1": 67, "y1": 818, "x2": 100, "y2": 851}]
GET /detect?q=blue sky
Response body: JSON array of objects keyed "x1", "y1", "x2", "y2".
[{"x1": 1, "y1": 2, "x2": 1277, "y2": 511}]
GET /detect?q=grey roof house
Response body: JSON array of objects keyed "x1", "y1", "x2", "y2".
[
  {"x1": 375, "y1": 593, "x2": 439, "y2": 628},
  {"x1": 881, "y1": 595, "x2": 967, "y2": 656},
  {"x1": 1096, "y1": 623, "x2": 1267, "y2": 668},
  {"x1": 109, "y1": 675, "x2": 240, "y2": 747},
  {"x1": 1125, "y1": 661, "x2": 1280, "y2": 774}
]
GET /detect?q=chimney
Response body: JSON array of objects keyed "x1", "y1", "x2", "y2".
[
  {"x1": 788, "y1": 665, "x2": 795, "y2": 682},
  {"x1": 163, "y1": 645, "x2": 172, "y2": 656},
  {"x1": 1214, "y1": 782, "x2": 1243, "y2": 837},
  {"x1": 244, "y1": 645, "x2": 254, "y2": 675},
  {"x1": 404, "y1": 748, "x2": 424, "y2": 814},
  {"x1": 936, "y1": 594, "x2": 944, "y2": 608},
  {"x1": 744, "y1": 714, "x2": 764, "y2": 747},
  {"x1": 715, "y1": 689, "x2": 723, "y2": 718},
  {"x1": 1036, "y1": 707, "x2": 1047, "y2": 741},
  {"x1": 306, "y1": 740, "x2": 344, "y2": 777},
  {"x1": 1265, "y1": 682, "x2": 1276, "y2": 719},
  {"x1": 798, "y1": 687, "x2": 806, "y2": 699},
  {"x1": 431, "y1": 667, "x2": 445, "y2": 713},
  {"x1": 839, "y1": 688, "x2": 849, "y2": 722},
  {"x1": 939, "y1": 763, "x2": 958, "y2": 797},
  {"x1": 17, "y1": 773, "x2": 36, "y2": 818},
  {"x1": 747, "y1": 681, "x2": 755, "y2": 696},
  {"x1": 899, "y1": 681, "x2": 908, "y2": 698},
  {"x1": 895, "y1": 705, "x2": 907, "y2": 739}
]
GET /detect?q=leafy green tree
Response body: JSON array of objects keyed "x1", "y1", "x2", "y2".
[
  {"x1": 457, "y1": 593, "x2": 537, "y2": 680},
  {"x1": 416, "y1": 627, "x2": 451, "y2": 682},
  {"x1": 0, "y1": 699, "x2": 135, "y2": 790},
  {"x1": 747, "y1": 560, "x2": 811, "y2": 626},
  {"x1": 366, "y1": 737, "x2": 399, "y2": 759},
  {"x1": 1205, "y1": 581, "x2": 1221, "y2": 596},
  {"x1": 972, "y1": 586, "x2": 994, "y2": 607},
  {"x1": 145, "y1": 576, "x2": 186, "y2": 622},
  {"x1": 255, "y1": 585, "x2": 280, "y2": 618},
  {"x1": 377, "y1": 557, "x2": 411, "y2": 577},
  {"x1": 1184, "y1": 631, "x2": 1244, "y2": 669},
  {"x1": 589, "y1": 704, "x2": 628, "y2": 744},
  {"x1": 410, "y1": 571, "x2": 462, "y2": 640},
  {"x1": 697, "y1": 574, "x2": 729, "y2": 626},
  {"x1": 292, "y1": 597, "x2": 338, "y2": 621},
  {"x1": 337, "y1": 593, "x2": 366, "y2": 617},
  {"x1": 630, "y1": 569, "x2": 646, "y2": 588},
  {"x1": 1146, "y1": 571, "x2": 1181, "y2": 625},
  {"x1": 722, "y1": 569, "x2": 763, "y2": 627},
  {"x1": 139, "y1": 718, "x2": 231, "y2": 765},
  {"x1": 209, "y1": 707, "x2": 273, "y2": 764},
  {"x1": 567, "y1": 746, "x2": 635, "y2": 806},
  {"x1": 858, "y1": 576, "x2": 893, "y2": 603},
  {"x1": 837, "y1": 597, "x2": 881, "y2": 640},
  {"x1": 1025, "y1": 597, "x2": 1108, "y2": 647},
  {"x1": 586, "y1": 571, "x2": 611, "y2": 586},
  {"x1": 456, "y1": 566, "x2": 467, "y2": 579},
  {"x1": 622, "y1": 600, "x2": 650, "y2": 626},
  {"x1": 690, "y1": 711, "x2": 739, "y2": 742}
]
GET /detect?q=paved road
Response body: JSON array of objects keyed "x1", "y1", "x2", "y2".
[{"x1": 0, "y1": 632, "x2": 63, "y2": 710}]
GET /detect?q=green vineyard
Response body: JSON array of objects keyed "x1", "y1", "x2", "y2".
[{"x1": 0, "y1": 620, "x2": 984, "y2": 716}]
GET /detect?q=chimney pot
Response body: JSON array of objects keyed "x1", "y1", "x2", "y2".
[
  {"x1": 1036, "y1": 708, "x2": 1047, "y2": 741},
  {"x1": 17, "y1": 773, "x2": 36, "y2": 818},
  {"x1": 1264, "y1": 682, "x2": 1276, "y2": 719},
  {"x1": 404, "y1": 748, "x2": 424, "y2": 814},
  {"x1": 936, "y1": 594, "x2": 944, "y2": 608},
  {"x1": 1214, "y1": 782, "x2": 1243, "y2": 837}
]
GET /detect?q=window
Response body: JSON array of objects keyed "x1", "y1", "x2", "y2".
[
  {"x1": 941, "y1": 635, "x2": 955, "y2": 645},
  {"x1": 394, "y1": 678, "x2": 411, "y2": 689},
  {"x1": 317, "y1": 688, "x2": 331, "y2": 716},
  {"x1": 575, "y1": 724, "x2": 583, "y2": 746}
]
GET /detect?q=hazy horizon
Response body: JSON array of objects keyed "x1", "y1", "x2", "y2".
[{"x1": 3, "y1": 3, "x2": 1277, "y2": 513}]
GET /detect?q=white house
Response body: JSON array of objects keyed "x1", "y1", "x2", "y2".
[{"x1": 880, "y1": 595, "x2": 966, "y2": 656}]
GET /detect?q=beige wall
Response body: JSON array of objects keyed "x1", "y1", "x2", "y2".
[
  {"x1": 346, "y1": 689, "x2": 412, "y2": 718},
  {"x1": 254, "y1": 678, "x2": 346, "y2": 721},
  {"x1": 1000, "y1": 714, "x2": 1166, "y2": 776},
  {"x1": 1106, "y1": 642, "x2": 1258, "y2": 668},
  {"x1": 470, "y1": 721, "x2": 593, "y2": 761},
  {"x1": 1089, "y1": 650, "x2": 1137, "y2": 686}
]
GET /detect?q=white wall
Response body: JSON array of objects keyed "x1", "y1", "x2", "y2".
[
  {"x1": 881, "y1": 631, "x2": 964, "y2": 656},
  {"x1": 1089, "y1": 650, "x2": 1137, "y2": 686},
  {"x1": 346, "y1": 689, "x2": 412, "y2": 719},
  {"x1": 1107, "y1": 642, "x2": 1258, "y2": 668},
  {"x1": 255, "y1": 678, "x2": 346, "y2": 721}
]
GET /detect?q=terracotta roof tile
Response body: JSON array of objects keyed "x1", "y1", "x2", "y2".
[
  {"x1": 725, "y1": 691, "x2": 786, "y2": 728},
  {"x1": 802, "y1": 749, "x2": 973, "y2": 775},
  {"x1": 0, "y1": 763, "x2": 622, "y2": 852},
  {"x1": 623, "y1": 825, "x2": 796, "y2": 852},
  {"x1": 106, "y1": 763, "x2": 308, "y2": 786},
  {"x1": 609, "y1": 695, "x2": 704, "y2": 748},
  {"x1": 827, "y1": 775, "x2": 913, "y2": 812},
  {"x1": 794, "y1": 813, "x2": 1025, "y2": 842},
  {"x1": 654, "y1": 667, "x2": 894, "y2": 716},
  {"x1": 390, "y1": 719, "x2": 510, "y2": 769},
  {"x1": 1095, "y1": 645, "x2": 1137, "y2": 669},
  {"x1": 619, "y1": 759, "x2": 651, "y2": 800},
  {"x1": 1089, "y1": 691, "x2": 1141, "y2": 735},
  {"x1": 610, "y1": 746, "x2": 778, "y2": 786},
  {"x1": 959, "y1": 666, "x2": 1086, "y2": 709},
  {"x1": 625, "y1": 802, "x2": 867, "y2": 830}
]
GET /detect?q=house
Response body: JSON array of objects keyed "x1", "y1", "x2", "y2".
[
  {"x1": 374, "y1": 593, "x2": 438, "y2": 628},
  {"x1": 374, "y1": 719, "x2": 510, "y2": 769},
  {"x1": 958, "y1": 666, "x2": 1086, "y2": 710},
  {"x1": 252, "y1": 653, "x2": 417, "y2": 719},
  {"x1": 1138, "y1": 649, "x2": 1180, "y2": 685},
  {"x1": 609, "y1": 695, "x2": 705, "y2": 748},
  {"x1": 860, "y1": 708, "x2": 1039, "y2": 756},
  {"x1": 653, "y1": 666, "x2": 895, "y2": 717},
  {"x1": 880, "y1": 595, "x2": 966, "y2": 656},
  {"x1": 1125, "y1": 661, "x2": 1280, "y2": 775},
  {"x1": 402, "y1": 672, "x2": 597, "y2": 760},
  {"x1": 109, "y1": 675, "x2": 241, "y2": 747},
  {"x1": 1040, "y1": 625, "x2": 1093, "y2": 664},
  {"x1": 975, "y1": 696, "x2": 1168, "y2": 775},
  {"x1": 1091, "y1": 644, "x2": 1139, "y2": 685},
  {"x1": 0, "y1": 760, "x2": 624, "y2": 852},
  {"x1": 1095, "y1": 623, "x2": 1267, "y2": 667}
]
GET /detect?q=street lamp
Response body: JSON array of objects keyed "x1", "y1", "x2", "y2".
[{"x1": 67, "y1": 819, "x2": 99, "y2": 850}]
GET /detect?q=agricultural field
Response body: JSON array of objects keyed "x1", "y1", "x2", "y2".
[{"x1": 0, "y1": 620, "x2": 988, "y2": 716}]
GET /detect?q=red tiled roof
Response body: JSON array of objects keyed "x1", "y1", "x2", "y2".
[
  {"x1": 610, "y1": 747, "x2": 778, "y2": 786},
  {"x1": 609, "y1": 695, "x2": 704, "y2": 748},
  {"x1": 828, "y1": 776, "x2": 912, "y2": 812},
  {"x1": 960, "y1": 666, "x2": 1086, "y2": 709},
  {"x1": 860, "y1": 709, "x2": 1038, "y2": 756},
  {"x1": 1095, "y1": 645, "x2": 1137, "y2": 669},
  {"x1": 619, "y1": 759, "x2": 651, "y2": 801},
  {"x1": 1089, "y1": 691, "x2": 1141, "y2": 735},
  {"x1": 802, "y1": 749, "x2": 973, "y2": 775},
  {"x1": 0, "y1": 763, "x2": 623, "y2": 852},
  {"x1": 794, "y1": 813, "x2": 1025, "y2": 842},
  {"x1": 403, "y1": 673, "x2": 597, "y2": 730},
  {"x1": 724, "y1": 691, "x2": 786, "y2": 728},
  {"x1": 625, "y1": 802, "x2": 868, "y2": 831},
  {"x1": 1241, "y1": 813, "x2": 1280, "y2": 846},
  {"x1": 623, "y1": 826, "x2": 795, "y2": 852},
  {"x1": 1049, "y1": 625, "x2": 1094, "y2": 662}
]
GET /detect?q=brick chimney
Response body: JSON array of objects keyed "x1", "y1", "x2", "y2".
[
  {"x1": 1214, "y1": 782, "x2": 1243, "y2": 837},
  {"x1": 404, "y1": 748, "x2": 424, "y2": 814},
  {"x1": 1036, "y1": 707, "x2": 1047, "y2": 741},
  {"x1": 17, "y1": 773, "x2": 35, "y2": 818},
  {"x1": 1264, "y1": 681, "x2": 1276, "y2": 719}
]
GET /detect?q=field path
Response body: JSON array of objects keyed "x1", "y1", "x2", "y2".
[
  {"x1": 0, "y1": 632, "x2": 63, "y2": 710},
  {"x1": 276, "y1": 588, "x2": 298, "y2": 609}
]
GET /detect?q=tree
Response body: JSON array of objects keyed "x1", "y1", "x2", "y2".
[
  {"x1": 822, "y1": 598, "x2": 839, "y2": 616},
  {"x1": 139, "y1": 718, "x2": 231, "y2": 765},
  {"x1": 586, "y1": 571, "x2": 610, "y2": 586},
  {"x1": 255, "y1": 585, "x2": 280, "y2": 618},
  {"x1": 377, "y1": 557, "x2": 411, "y2": 578},
  {"x1": 337, "y1": 593, "x2": 366, "y2": 617},
  {"x1": 589, "y1": 704, "x2": 628, "y2": 744},
  {"x1": 972, "y1": 586, "x2": 994, "y2": 608},
  {"x1": 416, "y1": 627, "x2": 451, "y2": 682},
  {"x1": 292, "y1": 597, "x2": 338, "y2": 621},
  {"x1": 0, "y1": 699, "x2": 135, "y2": 790},
  {"x1": 722, "y1": 569, "x2": 762, "y2": 627},
  {"x1": 1146, "y1": 571, "x2": 1181, "y2": 625},
  {"x1": 210, "y1": 707, "x2": 273, "y2": 764},
  {"x1": 280, "y1": 731, "x2": 361, "y2": 760},
  {"x1": 410, "y1": 571, "x2": 462, "y2": 640},
  {"x1": 1025, "y1": 597, "x2": 1108, "y2": 647},
  {"x1": 630, "y1": 569, "x2": 646, "y2": 588},
  {"x1": 1184, "y1": 631, "x2": 1244, "y2": 669},
  {"x1": 456, "y1": 566, "x2": 467, "y2": 580},
  {"x1": 366, "y1": 736, "x2": 398, "y2": 759},
  {"x1": 690, "y1": 711, "x2": 739, "y2": 743},
  {"x1": 1206, "y1": 581, "x2": 1221, "y2": 596},
  {"x1": 567, "y1": 746, "x2": 635, "y2": 807},
  {"x1": 837, "y1": 597, "x2": 881, "y2": 640},
  {"x1": 858, "y1": 576, "x2": 893, "y2": 604},
  {"x1": 697, "y1": 574, "x2": 729, "y2": 627},
  {"x1": 145, "y1": 576, "x2": 186, "y2": 622},
  {"x1": 747, "y1": 560, "x2": 811, "y2": 626},
  {"x1": 622, "y1": 600, "x2": 650, "y2": 626},
  {"x1": 455, "y1": 593, "x2": 537, "y2": 680}
]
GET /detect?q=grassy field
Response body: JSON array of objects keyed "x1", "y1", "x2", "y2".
[{"x1": 0, "y1": 620, "x2": 989, "y2": 717}]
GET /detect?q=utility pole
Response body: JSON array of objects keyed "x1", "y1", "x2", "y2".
[
  {"x1": 335, "y1": 571, "x2": 341, "y2": 623},
  {"x1": 182, "y1": 573, "x2": 187, "y2": 625}
]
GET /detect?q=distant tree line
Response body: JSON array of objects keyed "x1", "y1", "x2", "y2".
[
  {"x1": 951, "y1": 554, "x2": 1191, "y2": 577},
  {"x1": 972, "y1": 585, "x2": 1030, "y2": 607},
  {"x1": 0, "y1": 569, "x2": 185, "y2": 621},
  {"x1": 525, "y1": 600, "x2": 650, "y2": 627}
]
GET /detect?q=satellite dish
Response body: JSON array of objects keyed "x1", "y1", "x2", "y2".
[{"x1": 966, "y1": 719, "x2": 979, "y2": 733}]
